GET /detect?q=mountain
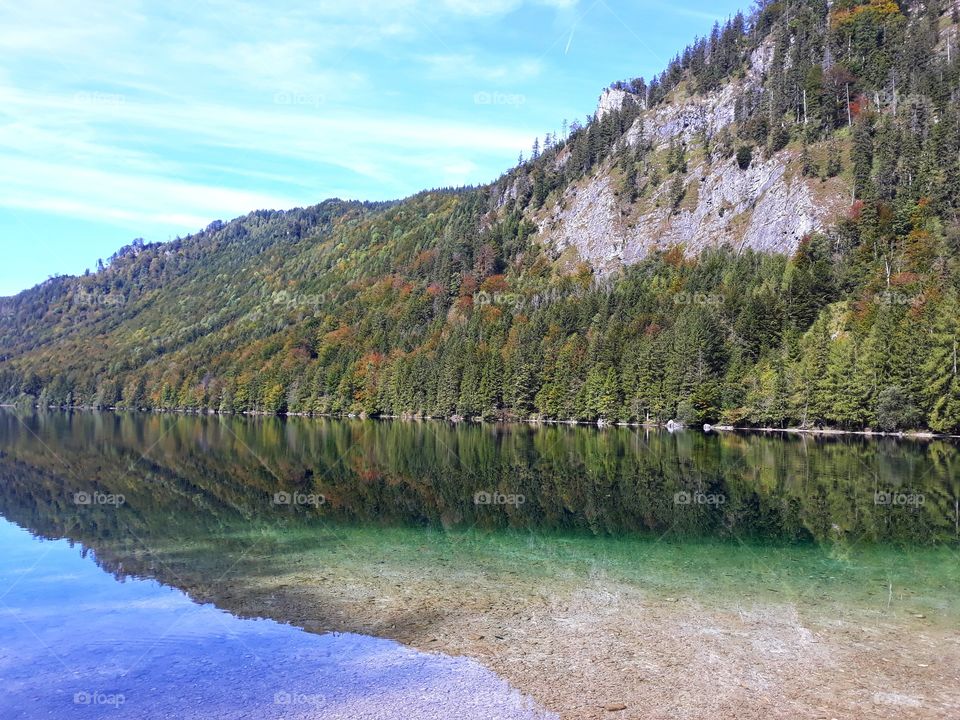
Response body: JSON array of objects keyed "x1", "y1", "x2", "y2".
[{"x1": 3, "y1": 0, "x2": 960, "y2": 432}]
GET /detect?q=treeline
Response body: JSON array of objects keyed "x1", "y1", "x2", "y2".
[
  {"x1": 613, "y1": 0, "x2": 959, "y2": 158},
  {"x1": 3, "y1": 197, "x2": 958, "y2": 432},
  {"x1": 3, "y1": 0, "x2": 960, "y2": 432}
]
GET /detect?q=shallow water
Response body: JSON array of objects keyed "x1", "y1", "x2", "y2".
[
  {"x1": 0, "y1": 519, "x2": 554, "y2": 719},
  {"x1": 0, "y1": 410, "x2": 958, "y2": 718}
]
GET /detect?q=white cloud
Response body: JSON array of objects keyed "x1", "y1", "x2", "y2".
[
  {"x1": 0, "y1": 80, "x2": 540, "y2": 233},
  {"x1": 0, "y1": 154, "x2": 298, "y2": 230},
  {"x1": 0, "y1": 0, "x2": 572, "y2": 240}
]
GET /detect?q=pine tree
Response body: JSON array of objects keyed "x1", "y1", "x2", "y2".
[
  {"x1": 668, "y1": 174, "x2": 686, "y2": 212},
  {"x1": 800, "y1": 136, "x2": 816, "y2": 178},
  {"x1": 823, "y1": 137, "x2": 842, "y2": 178},
  {"x1": 925, "y1": 293, "x2": 960, "y2": 432},
  {"x1": 793, "y1": 314, "x2": 831, "y2": 426},
  {"x1": 852, "y1": 116, "x2": 875, "y2": 199},
  {"x1": 826, "y1": 334, "x2": 869, "y2": 427},
  {"x1": 872, "y1": 115, "x2": 898, "y2": 201}
]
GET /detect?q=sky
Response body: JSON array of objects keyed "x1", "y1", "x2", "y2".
[{"x1": 0, "y1": 0, "x2": 746, "y2": 296}]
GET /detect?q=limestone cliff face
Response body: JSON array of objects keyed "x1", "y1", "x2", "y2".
[
  {"x1": 532, "y1": 41, "x2": 850, "y2": 271},
  {"x1": 596, "y1": 88, "x2": 642, "y2": 120},
  {"x1": 622, "y1": 40, "x2": 772, "y2": 148},
  {"x1": 537, "y1": 149, "x2": 848, "y2": 273}
]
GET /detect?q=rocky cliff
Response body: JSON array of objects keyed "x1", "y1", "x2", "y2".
[{"x1": 530, "y1": 40, "x2": 851, "y2": 272}]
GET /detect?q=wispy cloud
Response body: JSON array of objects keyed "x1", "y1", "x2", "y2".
[
  {"x1": 0, "y1": 79, "x2": 539, "y2": 233},
  {"x1": 0, "y1": 0, "x2": 565, "y2": 237},
  {"x1": 0, "y1": 0, "x2": 742, "y2": 295},
  {"x1": 1, "y1": 155, "x2": 298, "y2": 229}
]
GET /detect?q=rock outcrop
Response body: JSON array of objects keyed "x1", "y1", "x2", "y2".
[
  {"x1": 596, "y1": 88, "x2": 642, "y2": 120},
  {"x1": 537, "y1": 150, "x2": 847, "y2": 273},
  {"x1": 533, "y1": 39, "x2": 849, "y2": 272}
]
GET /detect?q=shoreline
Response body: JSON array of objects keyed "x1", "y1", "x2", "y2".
[{"x1": 3, "y1": 402, "x2": 958, "y2": 440}]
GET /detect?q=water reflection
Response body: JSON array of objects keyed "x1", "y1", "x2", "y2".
[
  {"x1": 2, "y1": 410, "x2": 957, "y2": 719},
  {"x1": 0, "y1": 519, "x2": 554, "y2": 720},
  {"x1": 0, "y1": 410, "x2": 956, "y2": 548}
]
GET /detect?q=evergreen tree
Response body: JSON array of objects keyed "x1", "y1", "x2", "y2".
[
  {"x1": 852, "y1": 116, "x2": 875, "y2": 199},
  {"x1": 925, "y1": 293, "x2": 960, "y2": 432}
]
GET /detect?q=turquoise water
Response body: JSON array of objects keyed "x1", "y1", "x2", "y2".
[
  {"x1": 0, "y1": 410, "x2": 958, "y2": 717},
  {"x1": 0, "y1": 519, "x2": 552, "y2": 719}
]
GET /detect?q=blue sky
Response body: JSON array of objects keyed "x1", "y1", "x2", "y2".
[{"x1": 0, "y1": 0, "x2": 745, "y2": 296}]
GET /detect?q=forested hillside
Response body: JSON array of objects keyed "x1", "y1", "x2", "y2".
[{"x1": 4, "y1": 0, "x2": 960, "y2": 432}]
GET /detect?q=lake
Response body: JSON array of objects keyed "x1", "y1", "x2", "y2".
[{"x1": 1, "y1": 410, "x2": 958, "y2": 719}]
